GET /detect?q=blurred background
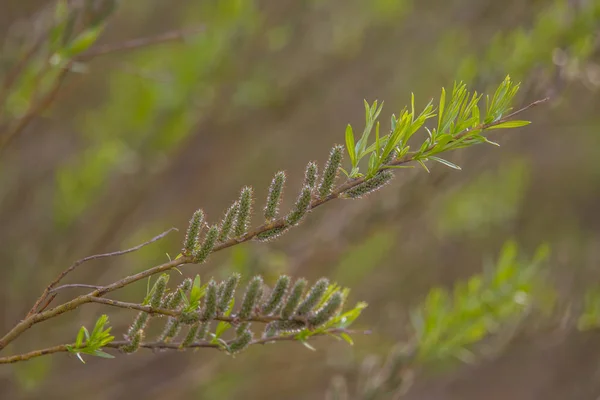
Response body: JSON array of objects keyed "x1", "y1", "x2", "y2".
[{"x1": 1, "y1": 0, "x2": 600, "y2": 399}]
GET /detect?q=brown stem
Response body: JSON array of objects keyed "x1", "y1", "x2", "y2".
[
  {"x1": 0, "y1": 328, "x2": 367, "y2": 364},
  {"x1": 25, "y1": 228, "x2": 177, "y2": 318}
]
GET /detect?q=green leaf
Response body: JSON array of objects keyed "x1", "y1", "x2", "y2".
[
  {"x1": 345, "y1": 124, "x2": 356, "y2": 167},
  {"x1": 340, "y1": 332, "x2": 354, "y2": 345},
  {"x1": 438, "y1": 87, "x2": 446, "y2": 133},
  {"x1": 61, "y1": 24, "x2": 105, "y2": 59},
  {"x1": 487, "y1": 120, "x2": 531, "y2": 130},
  {"x1": 416, "y1": 159, "x2": 430, "y2": 173},
  {"x1": 92, "y1": 350, "x2": 115, "y2": 359},
  {"x1": 75, "y1": 327, "x2": 85, "y2": 349},
  {"x1": 430, "y1": 156, "x2": 462, "y2": 170}
]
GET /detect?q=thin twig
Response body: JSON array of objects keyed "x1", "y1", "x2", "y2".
[
  {"x1": 0, "y1": 329, "x2": 368, "y2": 364},
  {"x1": 50, "y1": 284, "x2": 105, "y2": 293},
  {"x1": 25, "y1": 228, "x2": 177, "y2": 318},
  {"x1": 77, "y1": 26, "x2": 206, "y2": 60}
]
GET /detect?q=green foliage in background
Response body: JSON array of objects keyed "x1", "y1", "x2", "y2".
[{"x1": 411, "y1": 241, "x2": 550, "y2": 366}]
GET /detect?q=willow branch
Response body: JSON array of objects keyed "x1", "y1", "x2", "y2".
[
  {"x1": 0, "y1": 98, "x2": 545, "y2": 352},
  {"x1": 0, "y1": 329, "x2": 367, "y2": 364}
]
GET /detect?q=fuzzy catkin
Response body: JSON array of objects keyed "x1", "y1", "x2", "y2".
[
  {"x1": 239, "y1": 276, "x2": 263, "y2": 319},
  {"x1": 286, "y1": 185, "x2": 312, "y2": 226},
  {"x1": 296, "y1": 278, "x2": 329, "y2": 315},
  {"x1": 183, "y1": 209, "x2": 205, "y2": 255},
  {"x1": 201, "y1": 280, "x2": 218, "y2": 321},
  {"x1": 281, "y1": 279, "x2": 307, "y2": 319},
  {"x1": 218, "y1": 202, "x2": 239, "y2": 242},
  {"x1": 228, "y1": 329, "x2": 253, "y2": 354},
  {"x1": 234, "y1": 186, "x2": 253, "y2": 237},
  {"x1": 193, "y1": 225, "x2": 218, "y2": 263},
  {"x1": 303, "y1": 161, "x2": 318, "y2": 189},
  {"x1": 264, "y1": 171, "x2": 286, "y2": 221},
  {"x1": 309, "y1": 292, "x2": 343, "y2": 327},
  {"x1": 261, "y1": 275, "x2": 290, "y2": 315},
  {"x1": 318, "y1": 145, "x2": 343, "y2": 198},
  {"x1": 342, "y1": 170, "x2": 394, "y2": 199},
  {"x1": 218, "y1": 273, "x2": 240, "y2": 314}
]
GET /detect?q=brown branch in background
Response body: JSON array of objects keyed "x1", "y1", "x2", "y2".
[
  {"x1": 25, "y1": 228, "x2": 177, "y2": 318},
  {"x1": 0, "y1": 26, "x2": 206, "y2": 153},
  {"x1": 0, "y1": 64, "x2": 72, "y2": 151},
  {"x1": 49, "y1": 284, "x2": 105, "y2": 293},
  {"x1": 0, "y1": 329, "x2": 368, "y2": 364},
  {"x1": 77, "y1": 26, "x2": 206, "y2": 60}
]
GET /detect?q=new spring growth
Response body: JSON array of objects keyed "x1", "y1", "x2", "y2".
[
  {"x1": 254, "y1": 226, "x2": 287, "y2": 242},
  {"x1": 239, "y1": 276, "x2": 264, "y2": 319},
  {"x1": 196, "y1": 321, "x2": 210, "y2": 341},
  {"x1": 264, "y1": 171, "x2": 286, "y2": 221},
  {"x1": 304, "y1": 161, "x2": 318, "y2": 189},
  {"x1": 309, "y1": 292, "x2": 343, "y2": 327},
  {"x1": 282, "y1": 278, "x2": 307, "y2": 319},
  {"x1": 318, "y1": 145, "x2": 344, "y2": 198},
  {"x1": 296, "y1": 278, "x2": 328, "y2": 315},
  {"x1": 342, "y1": 170, "x2": 394, "y2": 199},
  {"x1": 286, "y1": 185, "x2": 312, "y2": 226},
  {"x1": 272, "y1": 319, "x2": 305, "y2": 333},
  {"x1": 229, "y1": 329, "x2": 253, "y2": 354},
  {"x1": 218, "y1": 273, "x2": 240, "y2": 314},
  {"x1": 218, "y1": 202, "x2": 239, "y2": 243},
  {"x1": 162, "y1": 278, "x2": 192, "y2": 309},
  {"x1": 234, "y1": 186, "x2": 253, "y2": 237},
  {"x1": 235, "y1": 322, "x2": 250, "y2": 336},
  {"x1": 193, "y1": 225, "x2": 218, "y2": 263},
  {"x1": 181, "y1": 323, "x2": 200, "y2": 349},
  {"x1": 183, "y1": 209, "x2": 205, "y2": 255},
  {"x1": 161, "y1": 318, "x2": 181, "y2": 342},
  {"x1": 201, "y1": 280, "x2": 218, "y2": 321},
  {"x1": 127, "y1": 312, "x2": 148, "y2": 339},
  {"x1": 122, "y1": 329, "x2": 143, "y2": 354},
  {"x1": 261, "y1": 275, "x2": 290, "y2": 315},
  {"x1": 150, "y1": 274, "x2": 169, "y2": 309}
]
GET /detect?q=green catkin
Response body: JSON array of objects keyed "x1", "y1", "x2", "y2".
[
  {"x1": 218, "y1": 202, "x2": 239, "y2": 242},
  {"x1": 263, "y1": 322, "x2": 278, "y2": 338},
  {"x1": 127, "y1": 312, "x2": 149, "y2": 338},
  {"x1": 218, "y1": 273, "x2": 240, "y2": 314},
  {"x1": 281, "y1": 278, "x2": 307, "y2": 319},
  {"x1": 235, "y1": 322, "x2": 250, "y2": 336},
  {"x1": 303, "y1": 161, "x2": 318, "y2": 188},
  {"x1": 234, "y1": 186, "x2": 253, "y2": 237},
  {"x1": 122, "y1": 329, "x2": 143, "y2": 354},
  {"x1": 161, "y1": 292, "x2": 175, "y2": 309},
  {"x1": 228, "y1": 329, "x2": 253, "y2": 354},
  {"x1": 183, "y1": 209, "x2": 205, "y2": 255},
  {"x1": 286, "y1": 185, "x2": 312, "y2": 226},
  {"x1": 296, "y1": 278, "x2": 329, "y2": 315},
  {"x1": 261, "y1": 275, "x2": 290, "y2": 315},
  {"x1": 342, "y1": 170, "x2": 394, "y2": 199},
  {"x1": 318, "y1": 145, "x2": 344, "y2": 198},
  {"x1": 382, "y1": 149, "x2": 397, "y2": 165},
  {"x1": 264, "y1": 171, "x2": 286, "y2": 221},
  {"x1": 201, "y1": 280, "x2": 218, "y2": 321},
  {"x1": 150, "y1": 274, "x2": 169, "y2": 309},
  {"x1": 160, "y1": 318, "x2": 181, "y2": 342},
  {"x1": 239, "y1": 276, "x2": 264, "y2": 319},
  {"x1": 163, "y1": 278, "x2": 193, "y2": 309},
  {"x1": 273, "y1": 319, "x2": 305, "y2": 333},
  {"x1": 179, "y1": 312, "x2": 199, "y2": 325},
  {"x1": 196, "y1": 321, "x2": 210, "y2": 341},
  {"x1": 180, "y1": 323, "x2": 200, "y2": 348},
  {"x1": 309, "y1": 292, "x2": 343, "y2": 327},
  {"x1": 193, "y1": 225, "x2": 219, "y2": 263},
  {"x1": 254, "y1": 226, "x2": 288, "y2": 242}
]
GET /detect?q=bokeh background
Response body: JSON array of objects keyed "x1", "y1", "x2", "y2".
[{"x1": 1, "y1": 0, "x2": 600, "y2": 399}]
